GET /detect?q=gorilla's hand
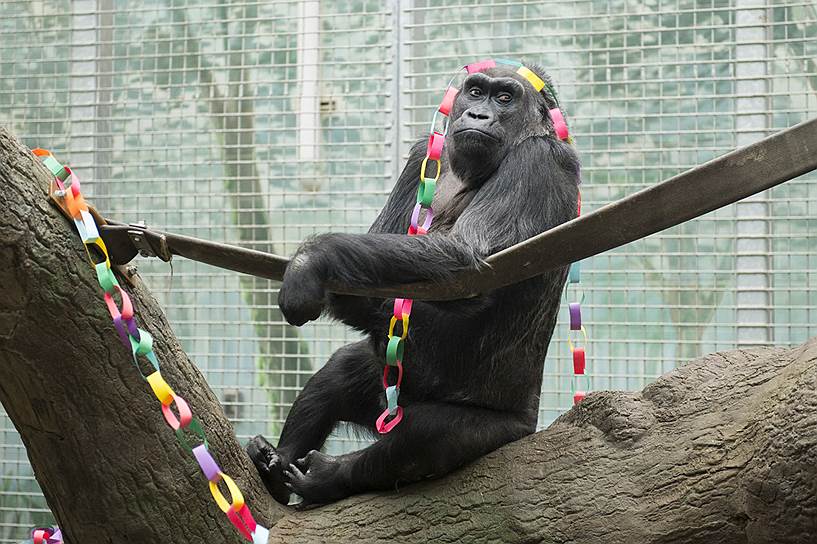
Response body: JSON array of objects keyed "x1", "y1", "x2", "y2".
[
  {"x1": 284, "y1": 450, "x2": 351, "y2": 507},
  {"x1": 278, "y1": 251, "x2": 326, "y2": 326}
]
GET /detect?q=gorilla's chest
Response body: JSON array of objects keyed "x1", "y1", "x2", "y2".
[{"x1": 430, "y1": 172, "x2": 476, "y2": 230}]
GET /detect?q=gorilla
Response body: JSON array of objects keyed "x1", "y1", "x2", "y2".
[{"x1": 247, "y1": 61, "x2": 581, "y2": 506}]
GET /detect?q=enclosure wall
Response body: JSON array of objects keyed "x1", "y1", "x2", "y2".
[{"x1": 1, "y1": 0, "x2": 816, "y2": 538}]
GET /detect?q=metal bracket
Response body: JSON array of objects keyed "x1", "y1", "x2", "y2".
[
  {"x1": 127, "y1": 222, "x2": 154, "y2": 258},
  {"x1": 126, "y1": 222, "x2": 172, "y2": 262}
]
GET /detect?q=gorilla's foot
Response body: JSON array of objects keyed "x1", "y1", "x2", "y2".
[{"x1": 246, "y1": 435, "x2": 291, "y2": 505}]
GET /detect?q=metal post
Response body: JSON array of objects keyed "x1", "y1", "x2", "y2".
[
  {"x1": 389, "y1": 0, "x2": 411, "y2": 185},
  {"x1": 68, "y1": 1, "x2": 98, "y2": 186},
  {"x1": 95, "y1": 0, "x2": 113, "y2": 199},
  {"x1": 296, "y1": 0, "x2": 321, "y2": 191},
  {"x1": 734, "y1": 0, "x2": 772, "y2": 346}
]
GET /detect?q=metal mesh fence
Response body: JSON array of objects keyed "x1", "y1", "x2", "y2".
[{"x1": 1, "y1": 0, "x2": 815, "y2": 539}]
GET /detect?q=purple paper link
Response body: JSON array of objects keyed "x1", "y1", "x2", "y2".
[
  {"x1": 193, "y1": 444, "x2": 221, "y2": 482},
  {"x1": 123, "y1": 317, "x2": 140, "y2": 341},
  {"x1": 569, "y1": 302, "x2": 582, "y2": 330},
  {"x1": 421, "y1": 206, "x2": 434, "y2": 230},
  {"x1": 410, "y1": 203, "x2": 434, "y2": 232},
  {"x1": 49, "y1": 529, "x2": 63, "y2": 544},
  {"x1": 112, "y1": 317, "x2": 131, "y2": 348}
]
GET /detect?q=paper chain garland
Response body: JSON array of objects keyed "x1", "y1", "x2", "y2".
[
  {"x1": 30, "y1": 527, "x2": 61, "y2": 544},
  {"x1": 376, "y1": 59, "x2": 579, "y2": 433},
  {"x1": 31, "y1": 149, "x2": 270, "y2": 544},
  {"x1": 566, "y1": 212, "x2": 589, "y2": 405}
]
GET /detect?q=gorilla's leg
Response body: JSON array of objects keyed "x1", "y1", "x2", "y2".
[
  {"x1": 246, "y1": 339, "x2": 382, "y2": 504},
  {"x1": 284, "y1": 402, "x2": 534, "y2": 505}
]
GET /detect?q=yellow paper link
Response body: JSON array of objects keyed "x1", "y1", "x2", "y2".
[
  {"x1": 146, "y1": 371, "x2": 175, "y2": 406},
  {"x1": 209, "y1": 472, "x2": 245, "y2": 513},
  {"x1": 84, "y1": 236, "x2": 111, "y2": 269},
  {"x1": 388, "y1": 314, "x2": 409, "y2": 339},
  {"x1": 517, "y1": 66, "x2": 545, "y2": 92},
  {"x1": 566, "y1": 326, "x2": 588, "y2": 353},
  {"x1": 419, "y1": 157, "x2": 441, "y2": 181}
]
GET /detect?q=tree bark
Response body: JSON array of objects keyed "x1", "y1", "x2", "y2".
[{"x1": 2, "y1": 127, "x2": 816, "y2": 543}]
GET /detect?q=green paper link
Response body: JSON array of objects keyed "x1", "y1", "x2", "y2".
[
  {"x1": 385, "y1": 335, "x2": 404, "y2": 366},
  {"x1": 95, "y1": 261, "x2": 118, "y2": 293},
  {"x1": 175, "y1": 418, "x2": 208, "y2": 453},
  {"x1": 132, "y1": 328, "x2": 154, "y2": 355},
  {"x1": 41, "y1": 155, "x2": 68, "y2": 181},
  {"x1": 129, "y1": 335, "x2": 160, "y2": 379},
  {"x1": 130, "y1": 350, "x2": 160, "y2": 379},
  {"x1": 416, "y1": 178, "x2": 436, "y2": 207}
]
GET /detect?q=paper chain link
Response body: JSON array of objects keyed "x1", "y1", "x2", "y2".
[
  {"x1": 376, "y1": 59, "x2": 574, "y2": 433},
  {"x1": 31, "y1": 527, "x2": 62, "y2": 544},
  {"x1": 32, "y1": 149, "x2": 269, "y2": 544}
]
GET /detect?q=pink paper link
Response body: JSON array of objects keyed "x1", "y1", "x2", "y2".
[
  {"x1": 162, "y1": 394, "x2": 193, "y2": 430},
  {"x1": 549, "y1": 108, "x2": 569, "y2": 141},
  {"x1": 376, "y1": 406, "x2": 404, "y2": 434},
  {"x1": 63, "y1": 166, "x2": 81, "y2": 196},
  {"x1": 31, "y1": 528, "x2": 62, "y2": 544},
  {"x1": 427, "y1": 131, "x2": 445, "y2": 161},
  {"x1": 32, "y1": 529, "x2": 49, "y2": 544},
  {"x1": 105, "y1": 286, "x2": 137, "y2": 346},
  {"x1": 103, "y1": 285, "x2": 134, "y2": 321},
  {"x1": 393, "y1": 298, "x2": 413, "y2": 319},
  {"x1": 439, "y1": 86, "x2": 458, "y2": 116},
  {"x1": 466, "y1": 59, "x2": 496, "y2": 73}
]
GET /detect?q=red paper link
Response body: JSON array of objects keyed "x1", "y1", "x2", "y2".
[
  {"x1": 227, "y1": 504, "x2": 258, "y2": 541},
  {"x1": 573, "y1": 348, "x2": 586, "y2": 375},
  {"x1": 382, "y1": 360, "x2": 404, "y2": 389}
]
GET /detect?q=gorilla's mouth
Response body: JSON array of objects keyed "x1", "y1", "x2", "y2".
[{"x1": 453, "y1": 128, "x2": 499, "y2": 141}]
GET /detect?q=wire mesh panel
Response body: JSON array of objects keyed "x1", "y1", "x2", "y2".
[
  {"x1": 0, "y1": 0, "x2": 815, "y2": 540},
  {"x1": 399, "y1": 0, "x2": 817, "y2": 423}
]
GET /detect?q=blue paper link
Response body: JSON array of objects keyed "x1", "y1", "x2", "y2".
[{"x1": 385, "y1": 385, "x2": 399, "y2": 415}]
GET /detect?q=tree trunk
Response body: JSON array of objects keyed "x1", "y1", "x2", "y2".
[
  {"x1": 2, "y1": 127, "x2": 816, "y2": 543},
  {"x1": 0, "y1": 128, "x2": 285, "y2": 541}
]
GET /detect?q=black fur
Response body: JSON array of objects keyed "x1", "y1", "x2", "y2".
[{"x1": 247, "y1": 63, "x2": 581, "y2": 506}]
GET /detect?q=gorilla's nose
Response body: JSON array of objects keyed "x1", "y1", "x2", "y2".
[{"x1": 466, "y1": 109, "x2": 491, "y2": 121}]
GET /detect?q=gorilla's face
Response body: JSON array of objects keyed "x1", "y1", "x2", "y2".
[{"x1": 446, "y1": 66, "x2": 548, "y2": 184}]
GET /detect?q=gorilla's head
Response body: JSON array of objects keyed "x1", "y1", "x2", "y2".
[{"x1": 446, "y1": 63, "x2": 558, "y2": 184}]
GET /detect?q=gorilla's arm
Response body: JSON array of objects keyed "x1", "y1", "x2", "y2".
[
  {"x1": 321, "y1": 139, "x2": 428, "y2": 331},
  {"x1": 279, "y1": 137, "x2": 579, "y2": 327}
]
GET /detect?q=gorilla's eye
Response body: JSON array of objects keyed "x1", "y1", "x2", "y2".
[
  {"x1": 468, "y1": 87, "x2": 483, "y2": 98},
  {"x1": 496, "y1": 93, "x2": 512, "y2": 103}
]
